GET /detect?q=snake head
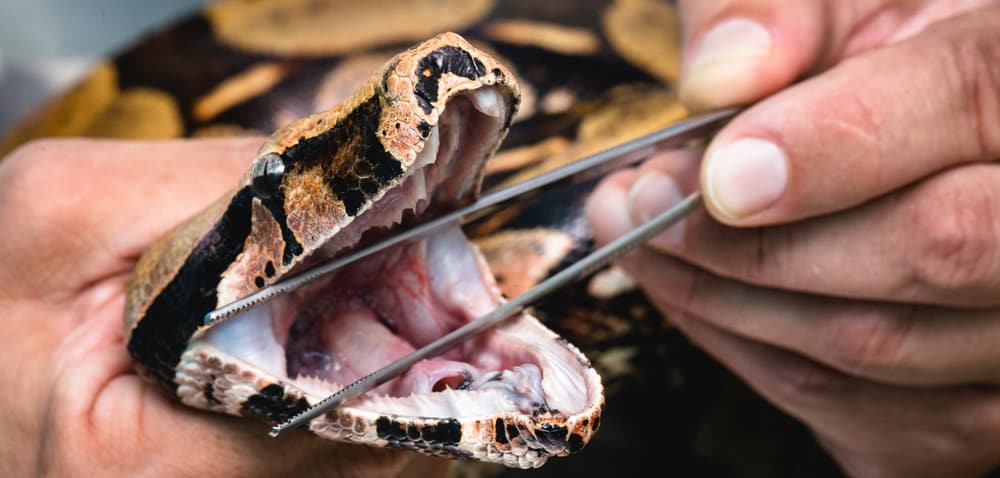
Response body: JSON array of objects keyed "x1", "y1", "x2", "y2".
[{"x1": 124, "y1": 33, "x2": 602, "y2": 469}]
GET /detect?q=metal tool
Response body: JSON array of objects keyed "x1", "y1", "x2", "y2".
[
  {"x1": 268, "y1": 190, "x2": 703, "y2": 437},
  {"x1": 202, "y1": 107, "x2": 739, "y2": 332},
  {"x1": 260, "y1": 108, "x2": 742, "y2": 438}
]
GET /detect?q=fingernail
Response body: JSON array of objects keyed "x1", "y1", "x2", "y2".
[
  {"x1": 681, "y1": 18, "x2": 772, "y2": 109},
  {"x1": 627, "y1": 171, "x2": 686, "y2": 249},
  {"x1": 704, "y1": 138, "x2": 788, "y2": 220}
]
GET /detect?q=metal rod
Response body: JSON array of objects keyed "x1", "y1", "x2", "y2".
[
  {"x1": 201, "y1": 108, "x2": 737, "y2": 330},
  {"x1": 268, "y1": 192, "x2": 703, "y2": 437}
]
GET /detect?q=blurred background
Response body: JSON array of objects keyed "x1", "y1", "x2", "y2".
[{"x1": 0, "y1": 0, "x2": 202, "y2": 135}]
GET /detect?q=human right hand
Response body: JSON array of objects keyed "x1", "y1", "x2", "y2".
[{"x1": 588, "y1": 1, "x2": 1000, "y2": 476}]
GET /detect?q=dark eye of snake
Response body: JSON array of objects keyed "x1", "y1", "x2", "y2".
[{"x1": 251, "y1": 152, "x2": 286, "y2": 199}]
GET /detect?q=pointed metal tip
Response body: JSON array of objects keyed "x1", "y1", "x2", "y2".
[{"x1": 268, "y1": 425, "x2": 283, "y2": 438}]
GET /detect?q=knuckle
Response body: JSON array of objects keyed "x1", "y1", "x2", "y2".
[
  {"x1": 770, "y1": 355, "x2": 847, "y2": 408},
  {"x1": 903, "y1": 175, "x2": 999, "y2": 295},
  {"x1": 824, "y1": 307, "x2": 914, "y2": 379},
  {"x1": 940, "y1": 18, "x2": 1000, "y2": 158}
]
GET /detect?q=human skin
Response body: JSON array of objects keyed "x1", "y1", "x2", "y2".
[
  {"x1": 0, "y1": 138, "x2": 447, "y2": 477},
  {"x1": 587, "y1": 1, "x2": 1000, "y2": 476}
]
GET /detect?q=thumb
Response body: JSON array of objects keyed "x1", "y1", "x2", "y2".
[{"x1": 677, "y1": 0, "x2": 841, "y2": 111}]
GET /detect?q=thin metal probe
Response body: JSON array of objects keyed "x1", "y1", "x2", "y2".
[
  {"x1": 268, "y1": 191, "x2": 703, "y2": 437},
  {"x1": 201, "y1": 108, "x2": 737, "y2": 330}
]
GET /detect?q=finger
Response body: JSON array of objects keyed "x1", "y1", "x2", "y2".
[
  {"x1": 662, "y1": 307, "x2": 1000, "y2": 477},
  {"x1": 0, "y1": 137, "x2": 261, "y2": 296},
  {"x1": 620, "y1": 248, "x2": 1000, "y2": 386},
  {"x1": 677, "y1": 0, "x2": 843, "y2": 110},
  {"x1": 600, "y1": 153, "x2": 1000, "y2": 307},
  {"x1": 695, "y1": 8, "x2": 1000, "y2": 225},
  {"x1": 677, "y1": 0, "x2": 997, "y2": 110}
]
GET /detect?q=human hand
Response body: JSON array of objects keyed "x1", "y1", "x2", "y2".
[
  {"x1": 587, "y1": 1, "x2": 1000, "y2": 476},
  {"x1": 0, "y1": 139, "x2": 442, "y2": 477}
]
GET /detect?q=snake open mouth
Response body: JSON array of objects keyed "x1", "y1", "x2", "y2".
[{"x1": 202, "y1": 87, "x2": 592, "y2": 419}]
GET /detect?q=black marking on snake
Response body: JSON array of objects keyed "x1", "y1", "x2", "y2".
[
  {"x1": 240, "y1": 384, "x2": 309, "y2": 422},
  {"x1": 261, "y1": 191, "x2": 304, "y2": 265},
  {"x1": 417, "y1": 120, "x2": 431, "y2": 139},
  {"x1": 204, "y1": 382, "x2": 218, "y2": 405},
  {"x1": 378, "y1": 417, "x2": 407, "y2": 441},
  {"x1": 254, "y1": 276, "x2": 265, "y2": 288},
  {"x1": 567, "y1": 433, "x2": 585, "y2": 453},
  {"x1": 495, "y1": 418, "x2": 508, "y2": 444},
  {"x1": 414, "y1": 46, "x2": 487, "y2": 114},
  {"x1": 264, "y1": 261, "x2": 276, "y2": 277},
  {"x1": 282, "y1": 96, "x2": 402, "y2": 217},
  {"x1": 127, "y1": 186, "x2": 254, "y2": 390},
  {"x1": 506, "y1": 423, "x2": 520, "y2": 440},
  {"x1": 376, "y1": 416, "x2": 390, "y2": 437},
  {"x1": 534, "y1": 423, "x2": 568, "y2": 449},
  {"x1": 436, "y1": 418, "x2": 462, "y2": 444},
  {"x1": 420, "y1": 424, "x2": 437, "y2": 442}
]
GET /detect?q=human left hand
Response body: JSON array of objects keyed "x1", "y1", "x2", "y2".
[
  {"x1": 0, "y1": 138, "x2": 443, "y2": 477},
  {"x1": 587, "y1": 1, "x2": 1000, "y2": 476}
]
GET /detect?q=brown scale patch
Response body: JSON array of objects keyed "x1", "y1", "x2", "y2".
[
  {"x1": 283, "y1": 166, "x2": 347, "y2": 250},
  {"x1": 475, "y1": 228, "x2": 576, "y2": 298},
  {"x1": 206, "y1": 0, "x2": 496, "y2": 57},
  {"x1": 482, "y1": 19, "x2": 602, "y2": 56},
  {"x1": 82, "y1": 87, "x2": 183, "y2": 140},
  {"x1": 192, "y1": 62, "x2": 292, "y2": 122},
  {"x1": 499, "y1": 83, "x2": 686, "y2": 187},
  {"x1": 603, "y1": 0, "x2": 682, "y2": 85}
]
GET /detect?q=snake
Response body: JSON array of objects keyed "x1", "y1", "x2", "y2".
[
  {"x1": 6, "y1": 1, "x2": 844, "y2": 475},
  {"x1": 121, "y1": 33, "x2": 602, "y2": 469}
]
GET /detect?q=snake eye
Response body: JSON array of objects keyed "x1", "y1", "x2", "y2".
[{"x1": 251, "y1": 153, "x2": 285, "y2": 199}]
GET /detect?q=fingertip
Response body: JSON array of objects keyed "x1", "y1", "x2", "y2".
[
  {"x1": 626, "y1": 169, "x2": 687, "y2": 250},
  {"x1": 679, "y1": 18, "x2": 776, "y2": 110},
  {"x1": 585, "y1": 169, "x2": 638, "y2": 245},
  {"x1": 678, "y1": 4, "x2": 831, "y2": 112},
  {"x1": 701, "y1": 136, "x2": 789, "y2": 224}
]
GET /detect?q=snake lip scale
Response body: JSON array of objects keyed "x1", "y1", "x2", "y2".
[{"x1": 123, "y1": 33, "x2": 604, "y2": 469}]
